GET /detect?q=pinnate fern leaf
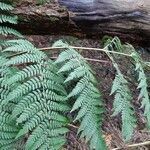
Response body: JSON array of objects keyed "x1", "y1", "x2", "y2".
[
  {"x1": 3, "y1": 41, "x2": 70, "y2": 150},
  {"x1": 0, "y1": 2, "x2": 13, "y2": 11},
  {"x1": 54, "y1": 40, "x2": 107, "y2": 150},
  {"x1": 0, "y1": 2, "x2": 22, "y2": 37},
  {"x1": 111, "y1": 73, "x2": 136, "y2": 140},
  {"x1": 131, "y1": 51, "x2": 150, "y2": 127},
  {"x1": 0, "y1": 54, "x2": 24, "y2": 150}
]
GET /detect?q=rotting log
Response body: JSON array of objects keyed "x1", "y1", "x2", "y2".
[{"x1": 11, "y1": 0, "x2": 150, "y2": 45}]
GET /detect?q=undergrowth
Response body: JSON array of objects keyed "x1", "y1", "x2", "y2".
[{"x1": 0, "y1": 1, "x2": 150, "y2": 150}]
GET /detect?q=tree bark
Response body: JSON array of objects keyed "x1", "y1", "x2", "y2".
[{"x1": 12, "y1": 0, "x2": 150, "y2": 45}]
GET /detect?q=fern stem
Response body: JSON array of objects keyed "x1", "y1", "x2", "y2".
[
  {"x1": 68, "y1": 124, "x2": 79, "y2": 129},
  {"x1": 40, "y1": 46, "x2": 131, "y2": 57}
]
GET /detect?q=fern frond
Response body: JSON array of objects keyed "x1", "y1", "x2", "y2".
[
  {"x1": 104, "y1": 37, "x2": 137, "y2": 141},
  {"x1": 3, "y1": 40, "x2": 46, "y2": 65},
  {"x1": 0, "y1": 2, "x2": 22, "y2": 38},
  {"x1": 0, "y1": 54, "x2": 24, "y2": 150},
  {"x1": 54, "y1": 40, "x2": 107, "y2": 150},
  {"x1": 3, "y1": 39, "x2": 38, "y2": 53},
  {"x1": 0, "y1": 2, "x2": 70, "y2": 149},
  {"x1": 0, "y1": 2, "x2": 13, "y2": 11},
  {"x1": 131, "y1": 51, "x2": 150, "y2": 127},
  {"x1": 103, "y1": 36, "x2": 123, "y2": 52},
  {"x1": 4, "y1": 41, "x2": 70, "y2": 149},
  {"x1": 0, "y1": 26, "x2": 23, "y2": 37},
  {"x1": 111, "y1": 73, "x2": 136, "y2": 140},
  {"x1": 0, "y1": 15, "x2": 18, "y2": 24}
]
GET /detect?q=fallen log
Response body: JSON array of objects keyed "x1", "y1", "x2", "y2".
[{"x1": 11, "y1": 0, "x2": 150, "y2": 45}]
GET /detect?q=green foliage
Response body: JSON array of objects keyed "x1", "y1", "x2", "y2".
[
  {"x1": 0, "y1": 2, "x2": 70, "y2": 150},
  {"x1": 0, "y1": 8, "x2": 22, "y2": 147},
  {"x1": 131, "y1": 48, "x2": 150, "y2": 128},
  {"x1": 104, "y1": 39, "x2": 137, "y2": 141},
  {"x1": 111, "y1": 72, "x2": 136, "y2": 141},
  {"x1": 102, "y1": 36, "x2": 123, "y2": 52},
  {"x1": 1, "y1": 1, "x2": 150, "y2": 150},
  {"x1": 0, "y1": 54, "x2": 24, "y2": 150},
  {"x1": 0, "y1": 2, "x2": 13, "y2": 10},
  {"x1": 0, "y1": 2, "x2": 22, "y2": 37},
  {"x1": 53, "y1": 40, "x2": 107, "y2": 150},
  {"x1": 3, "y1": 40, "x2": 69, "y2": 150}
]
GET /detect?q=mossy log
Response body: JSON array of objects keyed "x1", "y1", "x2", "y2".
[{"x1": 12, "y1": 0, "x2": 150, "y2": 45}]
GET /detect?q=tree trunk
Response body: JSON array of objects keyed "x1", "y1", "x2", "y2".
[{"x1": 12, "y1": 0, "x2": 150, "y2": 45}]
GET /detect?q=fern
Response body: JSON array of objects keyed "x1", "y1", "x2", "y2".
[
  {"x1": 111, "y1": 71, "x2": 136, "y2": 141},
  {"x1": 0, "y1": 2, "x2": 22, "y2": 37},
  {"x1": 54, "y1": 40, "x2": 107, "y2": 150},
  {"x1": 0, "y1": 54, "x2": 24, "y2": 150},
  {"x1": 103, "y1": 38, "x2": 137, "y2": 141},
  {"x1": 0, "y1": 15, "x2": 18, "y2": 24},
  {"x1": 0, "y1": 2, "x2": 13, "y2": 11},
  {"x1": 3, "y1": 40, "x2": 70, "y2": 150},
  {"x1": 1, "y1": 3, "x2": 69, "y2": 149},
  {"x1": 1, "y1": 2, "x2": 150, "y2": 149},
  {"x1": 131, "y1": 50, "x2": 150, "y2": 127}
]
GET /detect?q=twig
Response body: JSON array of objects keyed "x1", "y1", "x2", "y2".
[
  {"x1": 112, "y1": 140, "x2": 150, "y2": 150},
  {"x1": 40, "y1": 46, "x2": 131, "y2": 57},
  {"x1": 68, "y1": 124, "x2": 79, "y2": 129}
]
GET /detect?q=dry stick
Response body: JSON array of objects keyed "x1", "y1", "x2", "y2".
[
  {"x1": 68, "y1": 124, "x2": 79, "y2": 129},
  {"x1": 39, "y1": 45, "x2": 131, "y2": 65},
  {"x1": 112, "y1": 140, "x2": 150, "y2": 150},
  {"x1": 8, "y1": 45, "x2": 131, "y2": 61},
  {"x1": 40, "y1": 46, "x2": 131, "y2": 57}
]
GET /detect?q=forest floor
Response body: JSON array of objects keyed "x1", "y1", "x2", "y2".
[
  {"x1": 2, "y1": 0, "x2": 150, "y2": 149},
  {"x1": 25, "y1": 35, "x2": 150, "y2": 150}
]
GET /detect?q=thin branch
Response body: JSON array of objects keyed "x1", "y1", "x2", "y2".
[
  {"x1": 68, "y1": 124, "x2": 79, "y2": 129},
  {"x1": 112, "y1": 140, "x2": 150, "y2": 150},
  {"x1": 40, "y1": 46, "x2": 131, "y2": 57}
]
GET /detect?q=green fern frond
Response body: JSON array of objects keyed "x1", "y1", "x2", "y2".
[
  {"x1": 0, "y1": 2, "x2": 13, "y2": 11},
  {"x1": 0, "y1": 2, "x2": 22, "y2": 37},
  {"x1": 5, "y1": 64, "x2": 42, "y2": 85},
  {"x1": 3, "y1": 40, "x2": 46, "y2": 65},
  {"x1": 54, "y1": 40, "x2": 107, "y2": 150},
  {"x1": 3, "y1": 39, "x2": 38, "y2": 53},
  {"x1": 0, "y1": 15, "x2": 18, "y2": 24},
  {"x1": 0, "y1": 26, "x2": 22, "y2": 38},
  {"x1": 103, "y1": 36, "x2": 123, "y2": 52},
  {"x1": 0, "y1": 121, "x2": 23, "y2": 150},
  {"x1": 111, "y1": 73, "x2": 136, "y2": 140},
  {"x1": 0, "y1": 54, "x2": 24, "y2": 150},
  {"x1": 104, "y1": 37, "x2": 137, "y2": 141},
  {"x1": 131, "y1": 51, "x2": 150, "y2": 127},
  {"x1": 1, "y1": 4, "x2": 149, "y2": 148},
  {"x1": 3, "y1": 41, "x2": 70, "y2": 150}
]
